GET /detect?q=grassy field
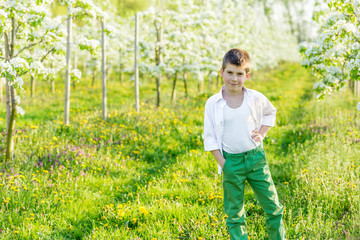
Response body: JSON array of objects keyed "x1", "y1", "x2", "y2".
[{"x1": 0, "y1": 63, "x2": 359, "y2": 239}]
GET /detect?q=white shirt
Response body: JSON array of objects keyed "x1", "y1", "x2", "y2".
[
  {"x1": 223, "y1": 94, "x2": 259, "y2": 153},
  {"x1": 203, "y1": 86, "x2": 277, "y2": 174}
]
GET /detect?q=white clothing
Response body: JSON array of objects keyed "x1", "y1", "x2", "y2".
[
  {"x1": 203, "y1": 86, "x2": 277, "y2": 174},
  {"x1": 222, "y1": 94, "x2": 259, "y2": 153}
]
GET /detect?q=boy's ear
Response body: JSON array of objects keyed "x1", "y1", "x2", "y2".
[
  {"x1": 246, "y1": 72, "x2": 250, "y2": 79},
  {"x1": 220, "y1": 68, "x2": 224, "y2": 77}
]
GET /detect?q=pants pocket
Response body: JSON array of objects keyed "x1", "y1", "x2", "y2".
[
  {"x1": 223, "y1": 158, "x2": 229, "y2": 172},
  {"x1": 252, "y1": 150, "x2": 267, "y2": 171}
]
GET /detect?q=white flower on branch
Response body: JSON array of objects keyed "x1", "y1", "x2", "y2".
[
  {"x1": 9, "y1": 57, "x2": 29, "y2": 70},
  {"x1": 78, "y1": 37, "x2": 100, "y2": 54},
  {"x1": 13, "y1": 76, "x2": 24, "y2": 88},
  {"x1": 0, "y1": 9, "x2": 8, "y2": 20},
  {"x1": 70, "y1": 69, "x2": 82, "y2": 82},
  {"x1": 0, "y1": 61, "x2": 15, "y2": 77},
  {"x1": 16, "y1": 106, "x2": 25, "y2": 116},
  {"x1": 357, "y1": 102, "x2": 360, "y2": 111},
  {"x1": 15, "y1": 95, "x2": 21, "y2": 104}
]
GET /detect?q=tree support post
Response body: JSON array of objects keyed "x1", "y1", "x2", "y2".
[
  {"x1": 134, "y1": 12, "x2": 140, "y2": 113},
  {"x1": 64, "y1": 6, "x2": 72, "y2": 125},
  {"x1": 101, "y1": 19, "x2": 107, "y2": 120}
]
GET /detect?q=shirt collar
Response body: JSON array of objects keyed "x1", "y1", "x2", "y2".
[{"x1": 215, "y1": 85, "x2": 248, "y2": 103}]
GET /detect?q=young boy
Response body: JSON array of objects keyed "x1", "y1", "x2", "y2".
[{"x1": 203, "y1": 49, "x2": 286, "y2": 240}]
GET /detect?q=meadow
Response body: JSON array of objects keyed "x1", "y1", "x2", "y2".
[{"x1": 0, "y1": 63, "x2": 359, "y2": 239}]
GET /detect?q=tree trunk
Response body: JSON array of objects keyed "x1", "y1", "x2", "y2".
[
  {"x1": 50, "y1": 61, "x2": 55, "y2": 94},
  {"x1": 72, "y1": 53, "x2": 77, "y2": 90},
  {"x1": 349, "y1": 79, "x2": 354, "y2": 93},
  {"x1": 284, "y1": 0, "x2": 296, "y2": 41},
  {"x1": 64, "y1": 6, "x2": 72, "y2": 125},
  {"x1": 101, "y1": 19, "x2": 107, "y2": 120},
  {"x1": 171, "y1": 72, "x2": 178, "y2": 103},
  {"x1": 355, "y1": 80, "x2": 360, "y2": 97},
  {"x1": 4, "y1": 37, "x2": 11, "y2": 129},
  {"x1": 198, "y1": 80, "x2": 204, "y2": 94},
  {"x1": 6, "y1": 84, "x2": 16, "y2": 162},
  {"x1": 183, "y1": 71, "x2": 188, "y2": 98},
  {"x1": 134, "y1": 12, "x2": 140, "y2": 112},
  {"x1": 182, "y1": 55, "x2": 188, "y2": 98},
  {"x1": 262, "y1": 0, "x2": 272, "y2": 27},
  {"x1": 154, "y1": 21, "x2": 162, "y2": 108},
  {"x1": 0, "y1": 78, "x2": 3, "y2": 104},
  {"x1": 52, "y1": 79, "x2": 55, "y2": 94},
  {"x1": 208, "y1": 71, "x2": 212, "y2": 90},
  {"x1": 4, "y1": 17, "x2": 16, "y2": 162},
  {"x1": 31, "y1": 75, "x2": 36, "y2": 97},
  {"x1": 92, "y1": 70, "x2": 97, "y2": 87},
  {"x1": 119, "y1": 51, "x2": 123, "y2": 83}
]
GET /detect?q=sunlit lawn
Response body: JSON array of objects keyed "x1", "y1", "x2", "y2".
[{"x1": 0, "y1": 63, "x2": 359, "y2": 239}]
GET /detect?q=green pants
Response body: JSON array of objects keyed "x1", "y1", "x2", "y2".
[{"x1": 222, "y1": 146, "x2": 286, "y2": 240}]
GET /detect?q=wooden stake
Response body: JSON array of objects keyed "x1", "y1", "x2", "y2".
[
  {"x1": 134, "y1": 12, "x2": 140, "y2": 113},
  {"x1": 101, "y1": 19, "x2": 107, "y2": 120},
  {"x1": 64, "y1": 6, "x2": 72, "y2": 125}
]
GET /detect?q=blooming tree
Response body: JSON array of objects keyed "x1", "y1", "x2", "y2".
[
  {"x1": 134, "y1": 0, "x2": 298, "y2": 106},
  {"x1": 0, "y1": 0, "x2": 103, "y2": 162},
  {"x1": 299, "y1": 0, "x2": 360, "y2": 99},
  {"x1": 0, "y1": 0, "x2": 67, "y2": 162},
  {"x1": 59, "y1": 0, "x2": 104, "y2": 124}
]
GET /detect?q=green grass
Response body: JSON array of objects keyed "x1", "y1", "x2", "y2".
[{"x1": 0, "y1": 63, "x2": 359, "y2": 239}]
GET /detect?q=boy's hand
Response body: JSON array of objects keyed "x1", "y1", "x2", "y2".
[{"x1": 251, "y1": 130, "x2": 264, "y2": 142}]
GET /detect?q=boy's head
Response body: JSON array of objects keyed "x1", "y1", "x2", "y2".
[{"x1": 221, "y1": 48, "x2": 251, "y2": 73}]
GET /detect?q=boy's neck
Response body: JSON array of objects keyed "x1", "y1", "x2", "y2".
[{"x1": 223, "y1": 86, "x2": 244, "y2": 98}]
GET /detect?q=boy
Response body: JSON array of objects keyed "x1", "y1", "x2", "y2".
[{"x1": 203, "y1": 49, "x2": 286, "y2": 240}]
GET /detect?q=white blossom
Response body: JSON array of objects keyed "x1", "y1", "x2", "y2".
[
  {"x1": 71, "y1": 69, "x2": 82, "y2": 80},
  {"x1": 16, "y1": 106, "x2": 25, "y2": 116},
  {"x1": 9, "y1": 57, "x2": 29, "y2": 69},
  {"x1": 15, "y1": 95, "x2": 21, "y2": 104},
  {"x1": 78, "y1": 37, "x2": 100, "y2": 52},
  {"x1": 0, "y1": 9, "x2": 8, "y2": 19},
  {"x1": 14, "y1": 76, "x2": 24, "y2": 87}
]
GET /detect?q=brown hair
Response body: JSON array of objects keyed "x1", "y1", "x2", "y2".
[{"x1": 222, "y1": 48, "x2": 251, "y2": 73}]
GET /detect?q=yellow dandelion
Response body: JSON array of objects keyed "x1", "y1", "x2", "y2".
[
  {"x1": 118, "y1": 209, "x2": 125, "y2": 217},
  {"x1": 139, "y1": 206, "x2": 149, "y2": 215}
]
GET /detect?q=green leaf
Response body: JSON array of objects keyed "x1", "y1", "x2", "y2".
[{"x1": 347, "y1": 6, "x2": 354, "y2": 15}]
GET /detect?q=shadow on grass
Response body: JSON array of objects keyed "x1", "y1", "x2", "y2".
[{"x1": 49, "y1": 216, "x2": 97, "y2": 240}]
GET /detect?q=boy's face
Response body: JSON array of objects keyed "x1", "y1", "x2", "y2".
[{"x1": 220, "y1": 64, "x2": 250, "y2": 93}]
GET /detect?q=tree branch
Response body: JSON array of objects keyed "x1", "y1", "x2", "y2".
[
  {"x1": 19, "y1": 46, "x2": 57, "y2": 77},
  {"x1": 13, "y1": 42, "x2": 41, "y2": 58},
  {"x1": 40, "y1": 47, "x2": 56, "y2": 62}
]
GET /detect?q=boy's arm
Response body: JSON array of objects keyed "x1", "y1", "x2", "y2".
[
  {"x1": 203, "y1": 100, "x2": 219, "y2": 151},
  {"x1": 252, "y1": 125, "x2": 271, "y2": 142},
  {"x1": 260, "y1": 95, "x2": 277, "y2": 127},
  {"x1": 211, "y1": 149, "x2": 226, "y2": 168},
  {"x1": 251, "y1": 93, "x2": 276, "y2": 142}
]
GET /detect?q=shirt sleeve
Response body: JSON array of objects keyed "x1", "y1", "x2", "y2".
[
  {"x1": 260, "y1": 95, "x2": 277, "y2": 127},
  {"x1": 203, "y1": 100, "x2": 220, "y2": 152}
]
